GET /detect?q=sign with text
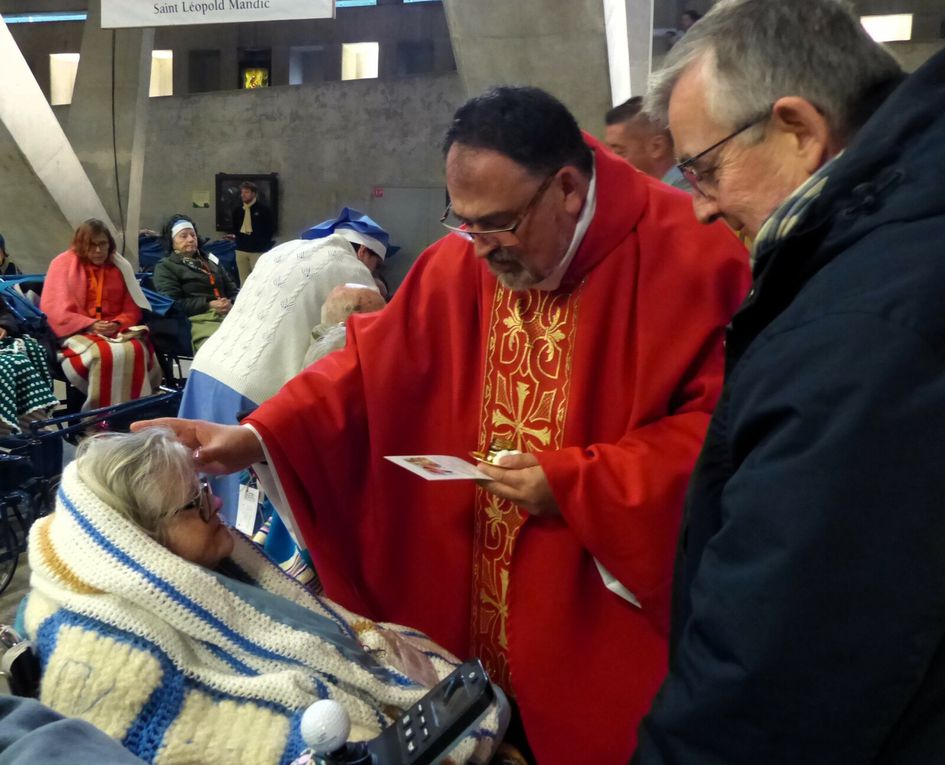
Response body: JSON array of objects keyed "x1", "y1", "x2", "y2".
[{"x1": 102, "y1": 0, "x2": 334, "y2": 29}]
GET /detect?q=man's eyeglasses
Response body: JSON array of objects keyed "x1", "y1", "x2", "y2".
[
  {"x1": 175, "y1": 479, "x2": 215, "y2": 523},
  {"x1": 677, "y1": 109, "x2": 771, "y2": 196},
  {"x1": 440, "y1": 169, "x2": 559, "y2": 241}
]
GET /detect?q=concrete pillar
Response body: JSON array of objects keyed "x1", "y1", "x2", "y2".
[
  {"x1": 67, "y1": 0, "x2": 152, "y2": 261},
  {"x1": 441, "y1": 0, "x2": 612, "y2": 135},
  {"x1": 604, "y1": 0, "x2": 655, "y2": 105},
  {"x1": 0, "y1": 15, "x2": 117, "y2": 271},
  {"x1": 124, "y1": 33, "x2": 153, "y2": 262}
]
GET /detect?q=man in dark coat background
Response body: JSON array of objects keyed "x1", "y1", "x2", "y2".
[
  {"x1": 230, "y1": 180, "x2": 274, "y2": 285},
  {"x1": 634, "y1": 0, "x2": 945, "y2": 762}
]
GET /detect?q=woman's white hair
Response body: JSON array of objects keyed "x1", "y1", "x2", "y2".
[
  {"x1": 644, "y1": 0, "x2": 902, "y2": 142},
  {"x1": 75, "y1": 427, "x2": 195, "y2": 541}
]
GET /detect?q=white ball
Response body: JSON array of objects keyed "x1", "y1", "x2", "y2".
[{"x1": 300, "y1": 699, "x2": 351, "y2": 752}]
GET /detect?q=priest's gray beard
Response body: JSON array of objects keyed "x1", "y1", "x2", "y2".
[{"x1": 487, "y1": 249, "x2": 547, "y2": 291}]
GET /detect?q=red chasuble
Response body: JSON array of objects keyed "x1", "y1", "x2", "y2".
[{"x1": 246, "y1": 138, "x2": 751, "y2": 764}]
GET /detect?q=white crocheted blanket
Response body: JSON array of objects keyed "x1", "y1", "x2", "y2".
[{"x1": 26, "y1": 462, "x2": 504, "y2": 764}]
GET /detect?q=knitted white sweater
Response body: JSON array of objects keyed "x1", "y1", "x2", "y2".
[{"x1": 192, "y1": 235, "x2": 376, "y2": 404}]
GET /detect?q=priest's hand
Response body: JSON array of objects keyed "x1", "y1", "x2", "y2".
[
  {"x1": 477, "y1": 453, "x2": 560, "y2": 517},
  {"x1": 130, "y1": 418, "x2": 263, "y2": 475}
]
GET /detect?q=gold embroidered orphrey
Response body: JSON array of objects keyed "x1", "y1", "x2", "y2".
[{"x1": 471, "y1": 285, "x2": 581, "y2": 692}]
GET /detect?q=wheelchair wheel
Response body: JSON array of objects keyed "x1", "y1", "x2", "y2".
[{"x1": 0, "y1": 514, "x2": 19, "y2": 596}]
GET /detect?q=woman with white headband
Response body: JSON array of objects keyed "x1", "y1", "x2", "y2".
[
  {"x1": 41, "y1": 218, "x2": 162, "y2": 410},
  {"x1": 153, "y1": 215, "x2": 238, "y2": 352}
]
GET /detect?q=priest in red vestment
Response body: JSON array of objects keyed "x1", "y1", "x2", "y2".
[{"x1": 136, "y1": 86, "x2": 750, "y2": 764}]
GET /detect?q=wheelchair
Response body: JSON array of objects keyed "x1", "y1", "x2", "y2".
[
  {"x1": 0, "y1": 388, "x2": 183, "y2": 597},
  {"x1": 0, "y1": 624, "x2": 38, "y2": 699},
  {"x1": 1, "y1": 272, "x2": 195, "y2": 394}
]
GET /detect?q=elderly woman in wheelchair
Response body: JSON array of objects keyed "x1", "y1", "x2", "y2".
[{"x1": 23, "y1": 428, "x2": 506, "y2": 764}]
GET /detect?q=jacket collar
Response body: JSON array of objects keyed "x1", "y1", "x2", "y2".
[{"x1": 732, "y1": 49, "x2": 945, "y2": 348}]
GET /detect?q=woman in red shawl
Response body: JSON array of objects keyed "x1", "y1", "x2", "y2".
[{"x1": 41, "y1": 219, "x2": 162, "y2": 410}]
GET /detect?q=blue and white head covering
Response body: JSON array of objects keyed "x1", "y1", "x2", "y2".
[{"x1": 301, "y1": 207, "x2": 398, "y2": 261}]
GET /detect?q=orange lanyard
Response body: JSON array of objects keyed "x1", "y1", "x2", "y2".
[
  {"x1": 87, "y1": 265, "x2": 105, "y2": 320},
  {"x1": 197, "y1": 259, "x2": 222, "y2": 300}
]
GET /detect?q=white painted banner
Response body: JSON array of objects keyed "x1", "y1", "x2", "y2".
[{"x1": 102, "y1": 0, "x2": 335, "y2": 29}]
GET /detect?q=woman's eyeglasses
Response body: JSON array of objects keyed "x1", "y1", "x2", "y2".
[{"x1": 175, "y1": 479, "x2": 215, "y2": 523}]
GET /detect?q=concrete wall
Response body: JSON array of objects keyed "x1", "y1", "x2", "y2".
[
  {"x1": 2, "y1": 20, "x2": 83, "y2": 100},
  {"x1": 139, "y1": 71, "x2": 463, "y2": 256},
  {"x1": 67, "y1": 1, "x2": 152, "y2": 249},
  {"x1": 0, "y1": 118, "x2": 74, "y2": 273},
  {"x1": 888, "y1": 39, "x2": 945, "y2": 70},
  {"x1": 442, "y1": 0, "x2": 612, "y2": 137},
  {"x1": 658, "y1": 0, "x2": 943, "y2": 72},
  {"x1": 1, "y1": 2, "x2": 455, "y2": 101},
  {"x1": 156, "y1": 3, "x2": 455, "y2": 95},
  {"x1": 0, "y1": 2, "x2": 460, "y2": 279}
]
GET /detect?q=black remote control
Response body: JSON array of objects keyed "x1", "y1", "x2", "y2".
[{"x1": 365, "y1": 659, "x2": 495, "y2": 765}]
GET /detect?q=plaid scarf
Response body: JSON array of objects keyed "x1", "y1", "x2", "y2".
[
  {"x1": 751, "y1": 153, "x2": 842, "y2": 269},
  {"x1": 241, "y1": 200, "x2": 255, "y2": 235}
]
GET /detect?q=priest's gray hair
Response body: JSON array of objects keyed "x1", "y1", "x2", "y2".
[
  {"x1": 75, "y1": 427, "x2": 196, "y2": 541},
  {"x1": 644, "y1": 0, "x2": 902, "y2": 143}
]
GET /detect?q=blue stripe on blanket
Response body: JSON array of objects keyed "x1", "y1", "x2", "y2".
[
  {"x1": 313, "y1": 670, "x2": 388, "y2": 730},
  {"x1": 59, "y1": 486, "x2": 303, "y2": 667},
  {"x1": 280, "y1": 723, "x2": 307, "y2": 765},
  {"x1": 200, "y1": 641, "x2": 260, "y2": 676}
]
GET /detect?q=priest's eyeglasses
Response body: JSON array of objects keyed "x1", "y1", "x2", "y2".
[
  {"x1": 175, "y1": 479, "x2": 215, "y2": 523},
  {"x1": 440, "y1": 170, "x2": 559, "y2": 241},
  {"x1": 677, "y1": 109, "x2": 771, "y2": 197}
]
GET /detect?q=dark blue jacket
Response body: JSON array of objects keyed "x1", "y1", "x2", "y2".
[
  {"x1": 636, "y1": 49, "x2": 945, "y2": 764},
  {"x1": 0, "y1": 696, "x2": 145, "y2": 763}
]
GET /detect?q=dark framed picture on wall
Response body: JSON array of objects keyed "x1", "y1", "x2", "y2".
[{"x1": 215, "y1": 172, "x2": 279, "y2": 234}]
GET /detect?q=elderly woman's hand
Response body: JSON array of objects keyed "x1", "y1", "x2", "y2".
[
  {"x1": 209, "y1": 298, "x2": 232, "y2": 316},
  {"x1": 91, "y1": 320, "x2": 120, "y2": 337},
  {"x1": 130, "y1": 418, "x2": 264, "y2": 475},
  {"x1": 0, "y1": 327, "x2": 6, "y2": 341}
]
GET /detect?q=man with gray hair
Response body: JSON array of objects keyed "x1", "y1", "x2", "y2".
[{"x1": 633, "y1": 0, "x2": 945, "y2": 761}]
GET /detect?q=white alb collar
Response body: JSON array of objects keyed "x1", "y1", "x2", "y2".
[{"x1": 532, "y1": 167, "x2": 597, "y2": 291}]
